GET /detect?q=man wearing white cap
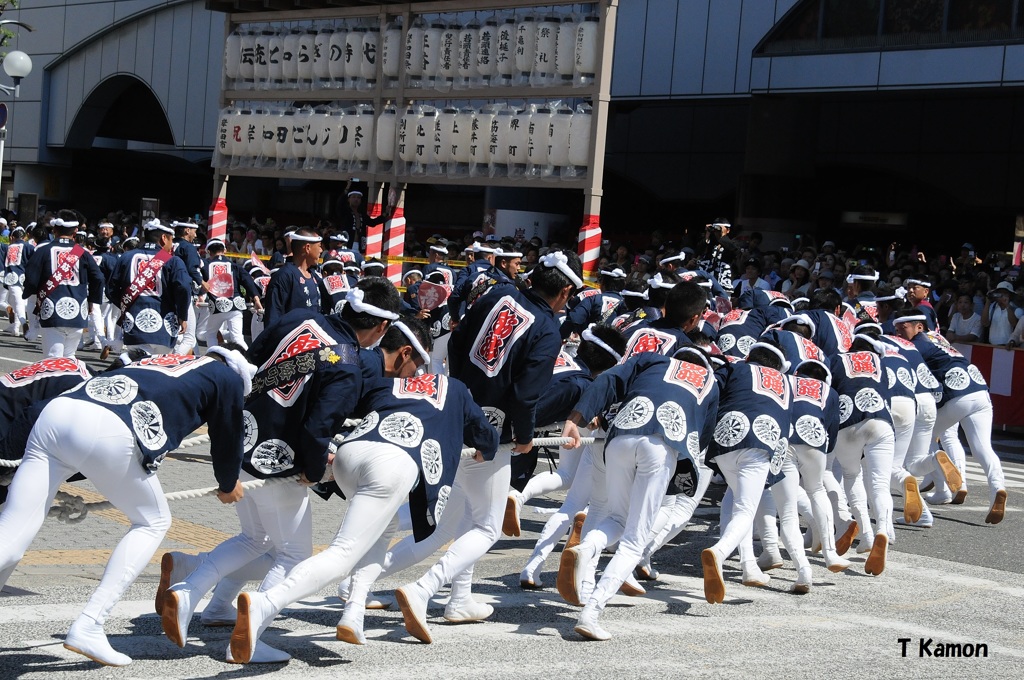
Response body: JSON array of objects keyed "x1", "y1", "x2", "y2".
[
  {"x1": 23, "y1": 210, "x2": 105, "y2": 358},
  {"x1": 170, "y1": 220, "x2": 205, "y2": 356},
  {"x1": 262, "y1": 227, "x2": 329, "y2": 328},
  {"x1": 448, "y1": 242, "x2": 498, "y2": 322},
  {"x1": 108, "y1": 219, "x2": 192, "y2": 355},
  {"x1": 338, "y1": 188, "x2": 386, "y2": 253},
  {"x1": 422, "y1": 240, "x2": 455, "y2": 287},
  {"x1": 982, "y1": 281, "x2": 1016, "y2": 345}
]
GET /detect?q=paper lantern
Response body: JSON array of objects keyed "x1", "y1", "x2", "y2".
[
  {"x1": 361, "y1": 27, "x2": 379, "y2": 81},
  {"x1": 548, "y1": 106, "x2": 572, "y2": 166},
  {"x1": 224, "y1": 29, "x2": 242, "y2": 81},
  {"x1": 452, "y1": 108, "x2": 474, "y2": 164},
  {"x1": 352, "y1": 105, "x2": 374, "y2": 162},
  {"x1": 282, "y1": 29, "x2": 301, "y2": 83},
  {"x1": 555, "y1": 17, "x2": 577, "y2": 78},
  {"x1": 489, "y1": 108, "x2": 512, "y2": 166},
  {"x1": 405, "y1": 17, "x2": 425, "y2": 77},
  {"x1": 291, "y1": 107, "x2": 313, "y2": 159},
  {"x1": 496, "y1": 18, "x2": 516, "y2": 77},
  {"x1": 297, "y1": 29, "x2": 316, "y2": 83},
  {"x1": 313, "y1": 26, "x2": 333, "y2": 82},
  {"x1": 267, "y1": 29, "x2": 284, "y2": 86},
  {"x1": 338, "y1": 108, "x2": 356, "y2": 161},
  {"x1": 533, "y1": 15, "x2": 558, "y2": 78},
  {"x1": 398, "y1": 107, "x2": 418, "y2": 163},
  {"x1": 575, "y1": 16, "x2": 599, "y2": 77},
  {"x1": 238, "y1": 30, "x2": 256, "y2": 82},
  {"x1": 568, "y1": 108, "x2": 592, "y2": 167},
  {"x1": 423, "y1": 20, "x2": 444, "y2": 83},
  {"x1": 382, "y1": 20, "x2": 402, "y2": 78},
  {"x1": 243, "y1": 109, "x2": 261, "y2": 159},
  {"x1": 415, "y1": 107, "x2": 438, "y2": 166},
  {"x1": 216, "y1": 107, "x2": 234, "y2": 160},
  {"x1": 437, "y1": 23, "x2": 459, "y2": 85},
  {"x1": 458, "y1": 18, "x2": 479, "y2": 79},
  {"x1": 528, "y1": 105, "x2": 551, "y2": 166},
  {"x1": 345, "y1": 26, "x2": 366, "y2": 81},
  {"x1": 253, "y1": 29, "x2": 274, "y2": 86},
  {"x1": 436, "y1": 107, "x2": 457, "y2": 165},
  {"x1": 328, "y1": 27, "x2": 347, "y2": 82},
  {"x1": 476, "y1": 17, "x2": 498, "y2": 81},
  {"x1": 515, "y1": 17, "x2": 536, "y2": 76},
  {"x1": 308, "y1": 108, "x2": 333, "y2": 161},
  {"x1": 261, "y1": 110, "x2": 281, "y2": 160},
  {"x1": 376, "y1": 105, "x2": 397, "y2": 161},
  {"x1": 472, "y1": 107, "x2": 495, "y2": 166},
  {"x1": 228, "y1": 109, "x2": 246, "y2": 157},
  {"x1": 508, "y1": 110, "x2": 529, "y2": 165}
]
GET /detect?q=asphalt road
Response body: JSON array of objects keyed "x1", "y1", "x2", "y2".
[{"x1": 0, "y1": 337, "x2": 1021, "y2": 679}]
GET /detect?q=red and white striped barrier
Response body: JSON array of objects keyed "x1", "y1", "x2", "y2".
[
  {"x1": 953, "y1": 343, "x2": 1024, "y2": 428},
  {"x1": 577, "y1": 214, "x2": 601, "y2": 281},
  {"x1": 365, "y1": 223, "x2": 384, "y2": 260},
  {"x1": 384, "y1": 216, "x2": 407, "y2": 285},
  {"x1": 208, "y1": 195, "x2": 228, "y2": 243}
]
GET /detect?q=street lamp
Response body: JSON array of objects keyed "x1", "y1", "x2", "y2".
[{"x1": 2, "y1": 50, "x2": 31, "y2": 97}]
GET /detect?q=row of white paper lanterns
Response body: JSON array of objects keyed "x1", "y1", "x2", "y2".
[
  {"x1": 224, "y1": 13, "x2": 599, "y2": 90},
  {"x1": 216, "y1": 104, "x2": 592, "y2": 169}
]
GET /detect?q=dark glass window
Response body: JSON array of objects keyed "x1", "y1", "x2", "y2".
[
  {"x1": 883, "y1": 0, "x2": 945, "y2": 34},
  {"x1": 775, "y1": 0, "x2": 822, "y2": 42},
  {"x1": 822, "y1": 0, "x2": 880, "y2": 38},
  {"x1": 947, "y1": 0, "x2": 1013, "y2": 29}
]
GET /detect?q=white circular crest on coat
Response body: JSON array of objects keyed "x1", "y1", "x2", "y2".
[
  {"x1": 3, "y1": 272, "x2": 16, "y2": 286},
  {"x1": 250, "y1": 439, "x2": 295, "y2": 475},
  {"x1": 233, "y1": 296, "x2": 247, "y2": 311},
  {"x1": 435, "y1": 484, "x2": 452, "y2": 521},
  {"x1": 130, "y1": 400, "x2": 167, "y2": 450},
  {"x1": 379, "y1": 412, "x2": 425, "y2": 448},
  {"x1": 752, "y1": 414, "x2": 781, "y2": 449},
  {"x1": 164, "y1": 313, "x2": 180, "y2": 337},
  {"x1": 886, "y1": 367, "x2": 896, "y2": 389},
  {"x1": 944, "y1": 367, "x2": 970, "y2": 391},
  {"x1": 241, "y1": 410, "x2": 259, "y2": 453},
  {"x1": 736, "y1": 336, "x2": 756, "y2": 356},
  {"x1": 55, "y1": 297, "x2": 80, "y2": 320},
  {"x1": 655, "y1": 401, "x2": 687, "y2": 441},
  {"x1": 714, "y1": 411, "x2": 750, "y2": 447},
  {"x1": 838, "y1": 394, "x2": 853, "y2": 424},
  {"x1": 897, "y1": 367, "x2": 915, "y2": 391},
  {"x1": 420, "y1": 439, "x2": 443, "y2": 485},
  {"x1": 39, "y1": 297, "x2": 54, "y2": 320},
  {"x1": 687, "y1": 431, "x2": 701, "y2": 457},
  {"x1": 613, "y1": 396, "x2": 654, "y2": 430},
  {"x1": 85, "y1": 375, "x2": 139, "y2": 405},
  {"x1": 967, "y1": 364, "x2": 986, "y2": 386},
  {"x1": 717, "y1": 334, "x2": 736, "y2": 352},
  {"x1": 855, "y1": 388, "x2": 885, "y2": 413},
  {"x1": 347, "y1": 411, "x2": 379, "y2": 441},
  {"x1": 214, "y1": 297, "x2": 234, "y2": 313},
  {"x1": 481, "y1": 407, "x2": 505, "y2": 431},
  {"x1": 334, "y1": 300, "x2": 346, "y2": 315},
  {"x1": 916, "y1": 363, "x2": 940, "y2": 389},
  {"x1": 795, "y1": 415, "x2": 827, "y2": 448},
  {"x1": 134, "y1": 308, "x2": 162, "y2": 334},
  {"x1": 122, "y1": 311, "x2": 134, "y2": 333}
]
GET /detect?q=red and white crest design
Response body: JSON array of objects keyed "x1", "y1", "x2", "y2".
[
  {"x1": 6, "y1": 243, "x2": 22, "y2": 266},
  {"x1": 261, "y1": 320, "x2": 337, "y2": 405},
  {"x1": 622, "y1": 328, "x2": 677, "y2": 360},
  {"x1": 417, "y1": 281, "x2": 451, "y2": 311},
  {"x1": 664, "y1": 358, "x2": 714, "y2": 401},
  {"x1": 131, "y1": 354, "x2": 207, "y2": 376},
  {"x1": 337, "y1": 250, "x2": 356, "y2": 263},
  {"x1": 599, "y1": 295, "x2": 620, "y2": 320},
  {"x1": 792, "y1": 375, "x2": 828, "y2": 406},
  {"x1": 796, "y1": 336, "x2": 823, "y2": 362},
  {"x1": 0, "y1": 357, "x2": 90, "y2": 388},
  {"x1": 576, "y1": 288, "x2": 600, "y2": 301},
  {"x1": 827, "y1": 314, "x2": 853, "y2": 352},
  {"x1": 130, "y1": 253, "x2": 164, "y2": 297},
  {"x1": 392, "y1": 373, "x2": 449, "y2": 410},
  {"x1": 470, "y1": 295, "x2": 535, "y2": 377},
  {"x1": 750, "y1": 365, "x2": 790, "y2": 408},
  {"x1": 208, "y1": 262, "x2": 235, "y2": 298},
  {"x1": 51, "y1": 246, "x2": 82, "y2": 286},
  {"x1": 553, "y1": 350, "x2": 582, "y2": 375},
  {"x1": 324, "y1": 274, "x2": 350, "y2": 296},
  {"x1": 254, "y1": 276, "x2": 271, "y2": 296},
  {"x1": 841, "y1": 351, "x2": 882, "y2": 380},
  {"x1": 885, "y1": 334, "x2": 917, "y2": 351},
  {"x1": 719, "y1": 309, "x2": 749, "y2": 328}
]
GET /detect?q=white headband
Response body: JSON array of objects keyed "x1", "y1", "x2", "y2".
[
  {"x1": 538, "y1": 251, "x2": 583, "y2": 289},
  {"x1": 854, "y1": 323, "x2": 883, "y2": 335},
  {"x1": 429, "y1": 244, "x2": 448, "y2": 254},
  {"x1": 894, "y1": 313, "x2": 927, "y2": 324},
  {"x1": 290, "y1": 232, "x2": 323, "y2": 243},
  {"x1": 76, "y1": 230, "x2": 87, "y2": 237},
  {"x1": 581, "y1": 325, "x2": 621, "y2": 361},
  {"x1": 330, "y1": 233, "x2": 349, "y2": 243},
  {"x1": 404, "y1": 269, "x2": 423, "y2": 279},
  {"x1": 905, "y1": 278, "x2": 931, "y2": 288},
  {"x1": 621, "y1": 290, "x2": 646, "y2": 298},
  {"x1": 875, "y1": 286, "x2": 907, "y2": 302},
  {"x1": 348, "y1": 190, "x2": 363, "y2": 197},
  {"x1": 144, "y1": 219, "x2": 174, "y2": 235},
  {"x1": 795, "y1": 359, "x2": 832, "y2": 384},
  {"x1": 846, "y1": 272, "x2": 879, "y2": 284},
  {"x1": 471, "y1": 241, "x2": 497, "y2": 254},
  {"x1": 206, "y1": 346, "x2": 258, "y2": 397},
  {"x1": 790, "y1": 296, "x2": 809, "y2": 306},
  {"x1": 647, "y1": 273, "x2": 676, "y2": 290},
  {"x1": 659, "y1": 254, "x2": 685, "y2": 265},
  {"x1": 494, "y1": 248, "x2": 523, "y2": 258},
  {"x1": 673, "y1": 345, "x2": 712, "y2": 371},
  {"x1": 599, "y1": 267, "x2": 627, "y2": 278},
  {"x1": 171, "y1": 221, "x2": 198, "y2": 229},
  {"x1": 710, "y1": 221, "x2": 731, "y2": 229},
  {"x1": 206, "y1": 238, "x2": 225, "y2": 250},
  {"x1": 747, "y1": 342, "x2": 791, "y2": 372},
  {"x1": 345, "y1": 288, "x2": 400, "y2": 320},
  {"x1": 392, "y1": 321, "x2": 431, "y2": 365},
  {"x1": 361, "y1": 261, "x2": 385, "y2": 271},
  {"x1": 98, "y1": 221, "x2": 113, "y2": 229},
  {"x1": 51, "y1": 218, "x2": 80, "y2": 228},
  {"x1": 779, "y1": 313, "x2": 816, "y2": 336}
]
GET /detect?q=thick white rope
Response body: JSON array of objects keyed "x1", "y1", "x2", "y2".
[{"x1": 1, "y1": 433, "x2": 212, "y2": 469}]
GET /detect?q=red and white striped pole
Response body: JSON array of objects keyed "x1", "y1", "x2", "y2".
[
  {"x1": 208, "y1": 177, "x2": 229, "y2": 242},
  {"x1": 364, "y1": 183, "x2": 385, "y2": 260},
  {"x1": 577, "y1": 213, "x2": 602, "y2": 283},
  {"x1": 384, "y1": 184, "x2": 407, "y2": 285}
]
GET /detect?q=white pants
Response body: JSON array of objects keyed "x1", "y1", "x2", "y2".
[
  {"x1": 182, "y1": 470, "x2": 312, "y2": 598},
  {"x1": 250, "y1": 312, "x2": 265, "y2": 343},
  {"x1": 580, "y1": 435, "x2": 676, "y2": 609},
  {"x1": 889, "y1": 396, "x2": 917, "y2": 486},
  {"x1": 206, "y1": 309, "x2": 247, "y2": 350},
  {"x1": 0, "y1": 399, "x2": 170, "y2": 622},
  {"x1": 792, "y1": 444, "x2": 838, "y2": 554},
  {"x1": 935, "y1": 391, "x2": 1005, "y2": 496},
  {"x1": 41, "y1": 326, "x2": 84, "y2": 358},
  {"x1": 711, "y1": 447, "x2": 770, "y2": 560},
  {"x1": 643, "y1": 462, "x2": 713, "y2": 562},
  {"x1": 429, "y1": 332, "x2": 451, "y2": 376},
  {"x1": 173, "y1": 302, "x2": 198, "y2": 355},
  {"x1": 195, "y1": 304, "x2": 211, "y2": 345},
  {"x1": 832, "y1": 419, "x2": 895, "y2": 542},
  {"x1": 757, "y1": 455, "x2": 810, "y2": 570},
  {"x1": 7, "y1": 284, "x2": 26, "y2": 330},
  {"x1": 261, "y1": 441, "x2": 418, "y2": 616},
  {"x1": 905, "y1": 392, "x2": 938, "y2": 478},
  {"x1": 521, "y1": 442, "x2": 585, "y2": 503}
]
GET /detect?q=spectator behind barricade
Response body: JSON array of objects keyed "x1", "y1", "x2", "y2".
[
  {"x1": 982, "y1": 281, "x2": 1019, "y2": 345},
  {"x1": 625, "y1": 254, "x2": 652, "y2": 287},
  {"x1": 611, "y1": 243, "x2": 633, "y2": 271},
  {"x1": 946, "y1": 293, "x2": 982, "y2": 343},
  {"x1": 734, "y1": 257, "x2": 768, "y2": 298}
]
